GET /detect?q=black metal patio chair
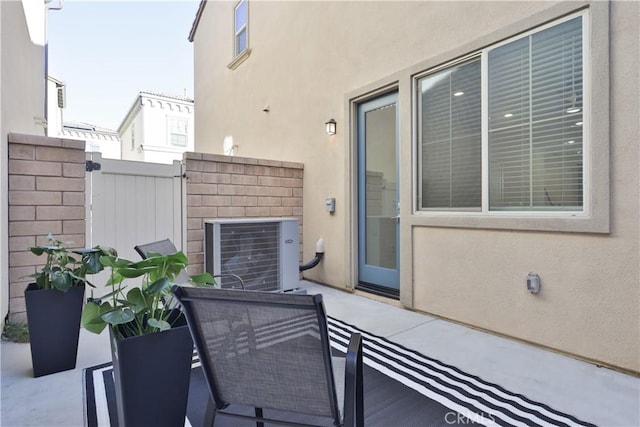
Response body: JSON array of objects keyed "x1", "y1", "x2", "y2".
[
  {"x1": 172, "y1": 286, "x2": 364, "y2": 427},
  {"x1": 134, "y1": 238, "x2": 245, "y2": 289}
]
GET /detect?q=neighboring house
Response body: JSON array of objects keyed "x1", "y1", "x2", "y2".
[
  {"x1": 1, "y1": 4, "x2": 193, "y2": 329},
  {"x1": 61, "y1": 122, "x2": 121, "y2": 159},
  {"x1": 189, "y1": 1, "x2": 639, "y2": 373},
  {"x1": 46, "y1": 75, "x2": 65, "y2": 136},
  {"x1": 118, "y1": 91, "x2": 194, "y2": 164},
  {"x1": 0, "y1": 0, "x2": 48, "y2": 326},
  {"x1": 46, "y1": 77, "x2": 122, "y2": 159}
]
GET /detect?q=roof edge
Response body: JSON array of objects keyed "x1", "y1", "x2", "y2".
[
  {"x1": 117, "y1": 94, "x2": 143, "y2": 135},
  {"x1": 188, "y1": 0, "x2": 207, "y2": 42}
]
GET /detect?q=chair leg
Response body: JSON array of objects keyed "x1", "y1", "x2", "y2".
[
  {"x1": 204, "y1": 397, "x2": 217, "y2": 427},
  {"x1": 255, "y1": 407, "x2": 264, "y2": 427},
  {"x1": 343, "y1": 333, "x2": 364, "y2": 427}
]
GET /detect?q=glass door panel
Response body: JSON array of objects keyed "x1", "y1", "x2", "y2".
[{"x1": 357, "y1": 92, "x2": 399, "y2": 296}]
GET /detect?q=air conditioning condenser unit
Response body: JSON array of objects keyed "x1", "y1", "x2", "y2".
[{"x1": 204, "y1": 218, "x2": 300, "y2": 292}]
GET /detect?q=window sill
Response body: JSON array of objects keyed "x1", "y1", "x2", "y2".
[
  {"x1": 140, "y1": 144, "x2": 190, "y2": 154},
  {"x1": 227, "y1": 49, "x2": 252, "y2": 70},
  {"x1": 408, "y1": 211, "x2": 609, "y2": 234}
]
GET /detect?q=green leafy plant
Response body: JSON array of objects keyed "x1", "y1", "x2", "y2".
[
  {"x1": 81, "y1": 251, "x2": 215, "y2": 340},
  {"x1": 1, "y1": 321, "x2": 30, "y2": 343},
  {"x1": 26, "y1": 233, "x2": 115, "y2": 292}
]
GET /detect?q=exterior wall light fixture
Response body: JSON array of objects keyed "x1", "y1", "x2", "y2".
[{"x1": 325, "y1": 119, "x2": 336, "y2": 135}]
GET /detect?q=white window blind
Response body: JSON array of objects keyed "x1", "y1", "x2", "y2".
[
  {"x1": 417, "y1": 14, "x2": 585, "y2": 214},
  {"x1": 488, "y1": 16, "x2": 583, "y2": 211},
  {"x1": 420, "y1": 59, "x2": 482, "y2": 209}
]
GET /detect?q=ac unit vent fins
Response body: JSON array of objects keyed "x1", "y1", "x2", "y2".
[{"x1": 219, "y1": 222, "x2": 281, "y2": 291}]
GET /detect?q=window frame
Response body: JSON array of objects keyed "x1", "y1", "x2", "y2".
[
  {"x1": 411, "y1": 8, "x2": 609, "y2": 232},
  {"x1": 416, "y1": 53, "x2": 483, "y2": 212},
  {"x1": 228, "y1": 0, "x2": 251, "y2": 70},
  {"x1": 167, "y1": 117, "x2": 188, "y2": 147},
  {"x1": 234, "y1": 0, "x2": 248, "y2": 54}
]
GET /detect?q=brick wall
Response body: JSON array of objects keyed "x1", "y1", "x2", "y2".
[
  {"x1": 184, "y1": 152, "x2": 303, "y2": 276},
  {"x1": 7, "y1": 133, "x2": 86, "y2": 323},
  {"x1": 5, "y1": 144, "x2": 303, "y2": 321}
]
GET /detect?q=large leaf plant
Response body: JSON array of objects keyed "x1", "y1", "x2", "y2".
[
  {"x1": 27, "y1": 233, "x2": 115, "y2": 292},
  {"x1": 82, "y1": 250, "x2": 215, "y2": 340}
]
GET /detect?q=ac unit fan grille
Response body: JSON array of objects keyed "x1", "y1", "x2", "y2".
[{"x1": 219, "y1": 222, "x2": 281, "y2": 291}]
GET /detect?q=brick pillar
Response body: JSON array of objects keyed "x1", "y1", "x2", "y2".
[
  {"x1": 184, "y1": 152, "x2": 303, "y2": 276},
  {"x1": 7, "y1": 133, "x2": 86, "y2": 323}
]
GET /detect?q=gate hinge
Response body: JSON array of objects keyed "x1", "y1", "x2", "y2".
[{"x1": 86, "y1": 160, "x2": 102, "y2": 172}]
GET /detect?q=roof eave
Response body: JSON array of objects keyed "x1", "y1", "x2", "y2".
[
  {"x1": 188, "y1": 0, "x2": 207, "y2": 43},
  {"x1": 116, "y1": 94, "x2": 143, "y2": 135}
]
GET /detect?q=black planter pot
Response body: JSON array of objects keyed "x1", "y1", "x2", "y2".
[
  {"x1": 24, "y1": 283, "x2": 85, "y2": 377},
  {"x1": 110, "y1": 311, "x2": 193, "y2": 427}
]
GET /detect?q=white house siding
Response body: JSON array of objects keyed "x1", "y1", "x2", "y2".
[
  {"x1": 61, "y1": 127, "x2": 121, "y2": 159},
  {"x1": 118, "y1": 92, "x2": 194, "y2": 164},
  {"x1": 119, "y1": 110, "x2": 143, "y2": 161},
  {"x1": 46, "y1": 76, "x2": 64, "y2": 137},
  {"x1": 191, "y1": 1, "x2": 639, "y2": 373},
  {"x1": 0, "y1": 0, "x2": 47, "y2": 326}
]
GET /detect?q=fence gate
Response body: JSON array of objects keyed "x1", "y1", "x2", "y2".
[{"x1": 85, "y1": 152, "x2": 185, "y2": 295}]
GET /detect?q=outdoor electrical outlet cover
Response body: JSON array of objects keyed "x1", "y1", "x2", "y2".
[
  {"x1": 526, "y1": 273, "x2": 541, "y2": 294},
  {"x1": 325, "y1": 198, "x2": 336, "y2": 213}
]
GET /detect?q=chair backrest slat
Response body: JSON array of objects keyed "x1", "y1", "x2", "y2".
[{"x1": 134, "y1": 238, "x2": 191, "y2": 284}]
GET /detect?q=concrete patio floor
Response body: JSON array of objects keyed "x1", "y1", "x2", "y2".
[{"x1": 1, "y1": 280, "x2": 639, "y2": 427}]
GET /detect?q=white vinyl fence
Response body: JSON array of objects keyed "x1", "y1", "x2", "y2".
[{"x1": 85, "y1": 152, "x2": 184, "y2": 296}]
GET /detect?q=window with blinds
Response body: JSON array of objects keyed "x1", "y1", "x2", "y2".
[
  {"x1": 419, "y1": 59, "x2": 482, "y2": 209},
  {"x1": 489, "y1": 16, "x2": 583, "y2": 211},
  {"x1": 417, "y1": 13, "x2": 585, "y2": 213}
]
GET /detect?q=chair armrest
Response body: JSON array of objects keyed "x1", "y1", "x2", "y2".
[{"x1": 343, "y1": 332, "x2": 364, "y2": 427}]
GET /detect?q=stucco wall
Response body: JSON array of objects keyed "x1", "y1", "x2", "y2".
[
  {"x1": 410, "y1": 1, "x2": 639, "y2": 372},
  {"x1": 1, "y1": 0, "x2": 47, "y2": 326},
  {"x1": 192, "y1": 1, "x2": 639, "y2": 372},
  {"x1": 408, "y1": 1, "x2": 638, "y2": 373}
]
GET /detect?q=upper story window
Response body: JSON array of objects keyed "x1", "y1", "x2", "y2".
[
  {"x1": 168, "y1": 118, "x2": 188, "y2": 147},
  {"x1": 234, "y1": 0, "x2": 248, "y2": 56},
  {"x1": 228, "y1": 0, "x2": 251, "y2": 69},
  {"x1": 417, "y1": 13, "x2": 585, "y2": 214}
]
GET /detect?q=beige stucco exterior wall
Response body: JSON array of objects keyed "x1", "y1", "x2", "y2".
[
  {"x1": 192, "y1": 1, "x2": 639, "y2": 373},
  {"x1": 1, "y1": 0, "x2": 47, "y2": 326}
]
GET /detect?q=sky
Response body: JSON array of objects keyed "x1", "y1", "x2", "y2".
[{"x1": 48, "y1": 0, "x2": 200, "y2": 131}]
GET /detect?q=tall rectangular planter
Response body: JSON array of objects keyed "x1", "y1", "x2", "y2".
[
  {"x1": 25, "y1": 283, "x2": 85, "y2": 377},
  {"x1": 110, "y1": 314, "x2": 193, "y2": 427}
]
